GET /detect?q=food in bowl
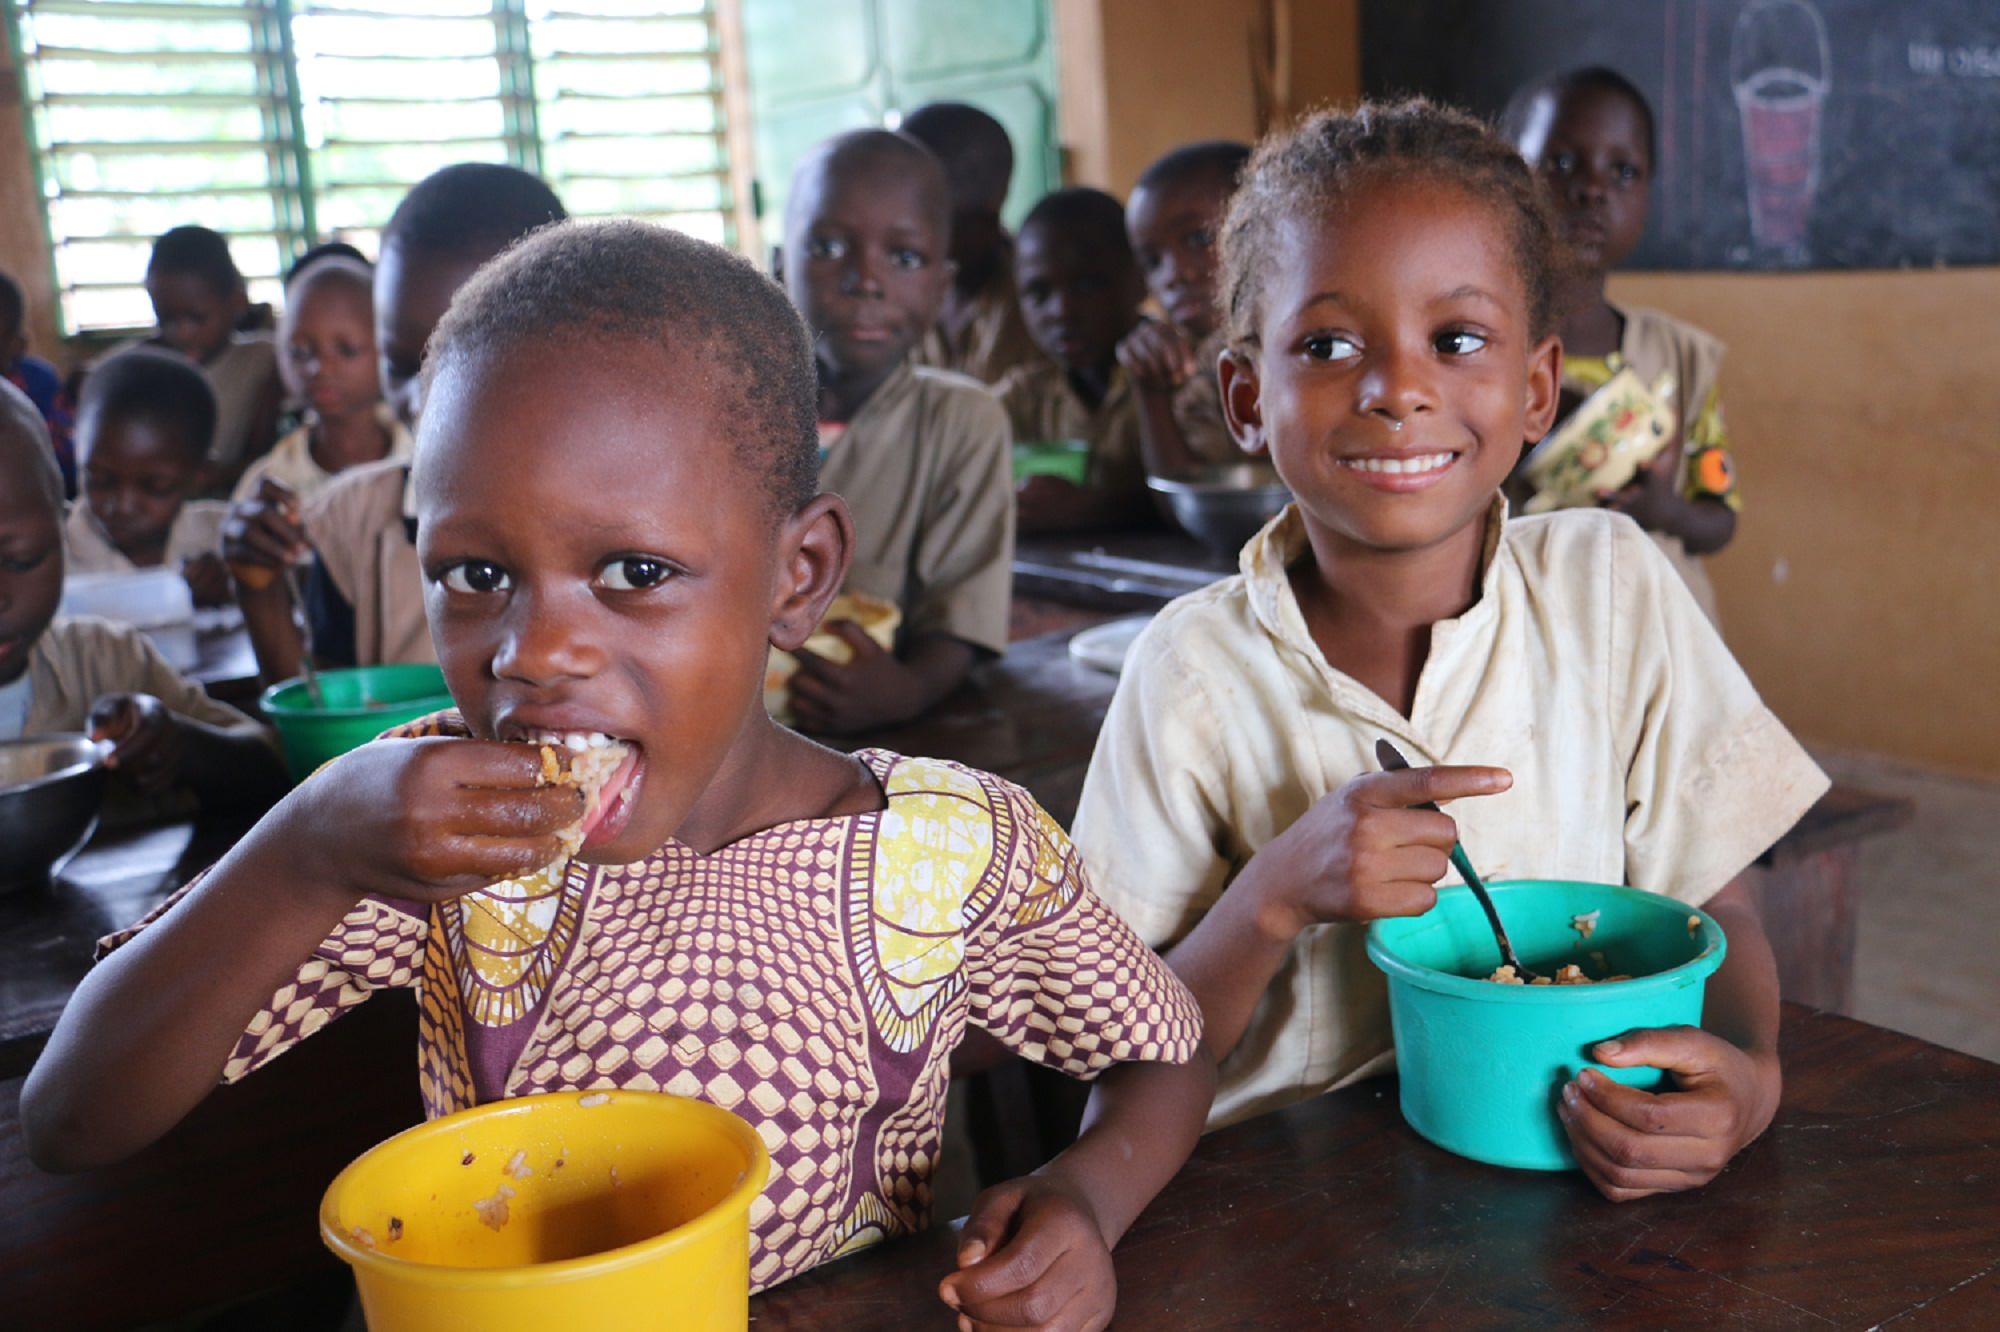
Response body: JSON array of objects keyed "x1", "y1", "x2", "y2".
[
  {"x1": 764, "y1": 593, "x2": 901, "y2": 724},
  {"x1": 1484, "y1": 961, "x2": 1621, "y2": 985},
  {"x1": 535, "y1": 736, "x2": 636, "y2": 871}
]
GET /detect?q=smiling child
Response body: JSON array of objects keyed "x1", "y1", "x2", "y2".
[
  {"x1": 1503, "y1": 67, "x2": 1740, "y2": 625},
  {"x1": 66, "y1": 348, "x2": 231, "y2": 607},
  {"x1": 998, "y1": 188, "x2": 1153, "y2": 534},
  {"x1": 1119, "y1": 140, "x2": 1251, "y2": 477},
  {"x1": 777, "y1": 129, "x2": 1013, "y2": 734},
  {"x1": 26, "y1": 220, "x2": 1213, "y2": 1326},
  {"x1": 1072, "y1": 102, "x2": 1827, "y2": 1200}
]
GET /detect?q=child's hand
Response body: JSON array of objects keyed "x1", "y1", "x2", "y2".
[
  {"x1": 88, "y1": 693, "x2": 185, "y2": 794},
  {"x1": 1246, "y1": 764, "x2": 1512, "y2": 940},
  {"x1": 182, "y1": 552, "x2": 232, "y2": 608},
  {"x1": 222, "y1": 478, "x2": 309, "y2": 592},
  {"x1": 1599, "y1": 449, "x2": 1682, "y2": 535},
  {"x1": 286, "y1": 736, "x2": 583, "y2": 904},
  {"x1": 787, "y1": 621, "x2": 918, "y2": 735},
  {"x1": 938, "y1": 1174, "x2": 1115, "y2": 1332},
  {"x1": 1115, "y1": 319, "x2": 1195, "y2": 395},
  {"x1": 1557, "y1": 1026, "x2": 1781, "y2": 1201}
]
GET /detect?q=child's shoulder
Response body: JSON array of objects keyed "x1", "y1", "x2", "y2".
[
  {"x1": 906, "y1": 364, "x2": 1008, "y2": 433},
  {"x1": 36, "y1": 614, "x2": 176, "y2": 696},
  {"x1": 859, "y1": 748, "x2": 1078, "y2": 860},
  {"x1": 1620, "y1": 305, "x2": 1727, "y2": 367},
  {"x1": 303, "y1": 455, "x2": 408, "y2": 523},
  {"x1": 1503, "y1": 507, "x2": 1706, "y2": 625}
]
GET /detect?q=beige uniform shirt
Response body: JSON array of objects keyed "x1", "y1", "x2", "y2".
[
  {"x1": 996, "y1": 360, "x2": 1146, "y2": 496},
  {"x1": 24, "y1": 614, "x2": 257, "y2": 734},
  {"x1": 1072, "y1": 500, "x2": 1828, "y2": 1129},
  {"x1": 1171, "y1": 329, "x2": 1238, "y2": 468},
  {"x1": 63, "y1": 500, "x2": 227, "y2": 575},
  {"x1": 918, "y1": 252, "x2": 1044, "y2": 387},
  {"x1": 304, "y1": 458, "x2": 433, "y2": 667},
  {"x1": 818, "y1": 361, "x2": 1015, "y2": 656},
  {"x1": 231, "y1": 406, "x2": 415, "y2": 507},
  {"x1": 205, "y1": 333, "x2": 279, "y2": 468}
]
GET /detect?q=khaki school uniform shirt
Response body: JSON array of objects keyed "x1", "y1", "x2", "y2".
[
  {"x1": 918, "y1": 250, "x2": 1043, "y2": 387},
  {"x1": 304, "y1": 458, "x2": 433, "y2": 667},
  {"x1": 818, "y1": 361, "x2": 1015, "y2": 656},
  {"x1": 231, "y1": 406, "x2": 415, "y2": 507},
  {"x1": 1072, "y1": 499, "x2": 1828, "y2": 1130},
  {"x1": 996, "y1": 359, "x2": 1146, "y2": 496},
  {"x1": 63, "y1": 500, "x2": 227, "y2": 575},
  {"x1": 1171, "y1": 329, "x2": 1239, "y2": 469},
  {"x1": 25, "y1": 614, "x2": 258, "y2": 734}
]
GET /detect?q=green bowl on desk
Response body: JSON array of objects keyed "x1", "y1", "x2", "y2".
[
  {"x1": 1012, "y1": 439, "x2": 1091, "y2": 486},
  {"x1": 262, "y1": 664, "x2": 454, "y2": 782},
  {"x1": 1367, "y1": 880, "x2": 1726, "y2": 1171}
]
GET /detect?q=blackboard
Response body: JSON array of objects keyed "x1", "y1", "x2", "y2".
[{"x1": 1362, "y1": 0, "x2": 2000, "y2": 270}]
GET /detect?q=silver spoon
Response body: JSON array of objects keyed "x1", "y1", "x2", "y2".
[
  {"x1": 281, "y1": 563, "x2": 327, "y2": 708},
  {"x1": 1375, "y1": 738, "x2": 1537, "y2": 981}
]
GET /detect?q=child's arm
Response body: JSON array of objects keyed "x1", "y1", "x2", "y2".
[
  {"x1": 1166, "y1": 765, "x2": 1511, "y2": 1063},
  {"x1": 222, "y1": 478, "x2": 309, "y2": 682},
  {"x1": 1118, "y1": 320, "x2": 1204, "y2": 478},
  {"x1": 1603, "y1": 449, "x2": 1737, "y2": 555},
  {"x1": 21, "y1": 738, "x2": 580, "y2": 1172},
  {"x1": 939, "y1": 1049, "x2": 1217, "y2": 1331},
  {"x1": 1555, "y1": 875, "x2": 1780, "y2": 1200},
  {"x1": 787, "y1": 628, "x2": 976, "y2": 734},
  {"x1": 88, "y1": 691, "x2": 288, "y2": 809}
]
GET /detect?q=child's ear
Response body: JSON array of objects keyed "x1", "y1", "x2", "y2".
[
  {"x1": 1523, "y1": 332, "x2": 1563, "y2": 442},
  {"x1": 769, "y1": 493, "x2": 852, "y2": 651},
  {"x1": 1218, "y1": 346, "x2": 1267, "y2": 456}
]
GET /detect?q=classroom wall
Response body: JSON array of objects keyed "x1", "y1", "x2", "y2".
[{"x1": 1611, "y1": 270, "x2": 2000, "y2": 780}]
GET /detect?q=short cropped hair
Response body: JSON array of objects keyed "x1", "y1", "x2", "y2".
[
  {"x1": 382, "y1": 163, "x2": 568, "y2": 260},
  {"x1": 1136, "y1": 140, "x2": 1253, "y2": 198},
  {"x1": 901, "y1": 101, "x2": 1014, "y2": 211},
  {"x1": 1020, "y1": 187, "x2": 1132, "y2": 258},
  {"x1": 424, "y1": 218, "x2": 817, "y2": 516},
  {"x1": 79, "y1": 346, "x2": 218, "y2": 465},
  {"x1": 286, "y1": 240, "x2": 370, "y2": 288},
  {"x1": 147, "y1": 225, "x2": 244, "y2": 297},
  {"x1": 786, "y1": 129, "x2": 951, "y2": 239},
  {"x1": 0, "y1": 271, "x2": 24, "y2": 340},
  {"x1": 1499, "y1": 66, "x2": 1657, "y2": 168},
  {"x1": 1220, "y1": 98, "x2": 1565, "y2": 348},
  {"x1": 277, "y1": 257, "x2": 374, "y2": 398},
  {"x1": 0, "y1": 378, "x2": 61, "y2": 512}
]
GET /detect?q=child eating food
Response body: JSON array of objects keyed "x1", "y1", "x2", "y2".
[
  {"x1": 776, "y1": 129, "x2": 1013, "y2": 734},
  {"x1": 998, "y1": 188, "x2": 1153, "y2": 534},
  {"x1": 66, "y1": 348, "x2": 231, "y2": 607},
  {"x1": 0, "y1": 381, "x2": 282, "y2": 801},
  {"x1": 1119, "y1": 140, "x2": 1251, "y2": 477},
  {"x1": 1502, "y1": 67, "x2": 1739, "y2": 625},
  {"x1": 1071, "y1": 101, "x2": 1827, "y2": 1201},
  {"x1": 25, "y1": 221, "x2": 1213, "y2": 1327}
]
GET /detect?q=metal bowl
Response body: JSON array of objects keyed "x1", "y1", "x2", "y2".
[
  {"x1": 0, "y1": 734, "x2": 108, "y2": 893},
  {"x1": 1148, "y1": 463, "x2": 1294, "y2": 557}
]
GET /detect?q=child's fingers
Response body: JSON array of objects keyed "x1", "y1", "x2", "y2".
[
  {"x1": 420, "y1": 833, "x2": 570, "y2": 888},
  {"x1": 1558, "y1": 1078, "x2": 1718, "y2": 1182},
  {"x1": 406, "y1": 736, "x2": 573, "y2": 791},
  {"x1": 825, "y1": 619, "x2": 888, "y2": 660},
  {"x1": 1560, "y1": 1112, "x2": 1689, "y2": 1202},
  {"x1": 1571, "y1": 1065, "x2": 1730, "y2": 1144},
  {"x1": 1360, "y1": 806, "x2": 1462, "y2": 853},
  {"x1": 951, "y1": 1182, "x2": 1026, "y2": 1271},
  {"x1": 1590, "y1": 1026, "x2": 1726, "y2": 1080},
  {"x1": 956, "y1": 1266, "x2": 1096, "y2": 1329},
  {"x1": 452, "y1": 785, "x2": 587, "y2": 839},
  {"x1": 86, "y1": 694, "x2": 138, "y2": 744},
  {"x1": 1349, "y1": 765, "x2": 1511, "y2": 810}
]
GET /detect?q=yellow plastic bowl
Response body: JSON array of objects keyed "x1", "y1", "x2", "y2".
[{"x1": 320, "y1": 1091, "x2": 770, "y2": 1332}]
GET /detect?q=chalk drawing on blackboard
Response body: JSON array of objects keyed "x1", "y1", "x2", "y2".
[{"x1": 1730, "y1": 0, "x2": 1831, "y2": 262}]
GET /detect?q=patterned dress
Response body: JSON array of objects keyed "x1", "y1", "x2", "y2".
[{"x1": 101, "y1": 726, "x2": 1202, "y2": 1292}]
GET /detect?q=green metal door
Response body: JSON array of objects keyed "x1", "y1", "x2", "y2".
[{"x1": 740, "y1": 0, "x2": 1060, "y2": 255}]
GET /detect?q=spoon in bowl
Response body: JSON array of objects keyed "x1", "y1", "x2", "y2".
[{"x1": 1375, "y1": 738, "x2": 1537, "y2": 982}]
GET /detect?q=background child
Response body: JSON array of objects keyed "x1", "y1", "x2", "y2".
[
  {"x1": 1503, "y1": 67, "x2": 1739, "y2": 626},
  {"x1": 233, "y1": 254, "x2": 410, "y2": 505},
  {"x1": 777, "y1": 129, "x2": 1014, "y2": 733},
  {"x1": 224, "y1": 164, "x2": 566, "y2": 683},
  {"x1": 901, "y1": 100, "x2": 1043, "y2": 386},
  {"x1": 139, "y1": 225, "x2": 282, "y2": 493},
  {"x1": 25, "y1": 220, "x2": 1214, "y2": 1328},
  {"x1": 998, "y1": 187, "x2": 1152, "y2": 534},
  {"x1": 1, "y1": 269, "x2": 75, "y2": 495},
  {"x1": 0, "y1": 381, "x2": 282, "y2": 802},
  {"x1": 67, "y1": 348, "x2": 231, "y2": 607},
  {"x1": 1072, "y1": 102, "x2": 1827, "y2": 1201},
  {"x1": 1119, "y1": 140, "x2": 1251, "y2": 477}
]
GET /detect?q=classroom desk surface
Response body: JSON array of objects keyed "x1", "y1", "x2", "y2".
[
  {"x1": 750, "y1": 1003, "x2": 2000, "y2": 1329},
  {"x1": 1014, "y1": 527, "x2": 1233, "y2": 613}
]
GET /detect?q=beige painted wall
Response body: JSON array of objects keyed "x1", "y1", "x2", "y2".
[{"x1": 1612, "y1": 270, "x2": 2000, "y2": 778}]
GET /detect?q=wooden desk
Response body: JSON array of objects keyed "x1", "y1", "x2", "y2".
[{"x1": 752, "y1": 1004, "x2": 2000, "y2": 1328}]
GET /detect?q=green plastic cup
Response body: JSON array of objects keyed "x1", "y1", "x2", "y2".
[
  {"x1": 1366, "y1": 880, "x2": 1726, "y2": 1171},
  {"x1": 1012, "y1": 439, "x2": 1092, "y2": 485},
  {"x1": 261, "y1": 664, "x2": 455, "y2": 782}
]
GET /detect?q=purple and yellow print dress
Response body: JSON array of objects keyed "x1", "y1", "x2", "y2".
[{"x1": 102, "y1": 735, "x2": 1202, "y2": 1292}]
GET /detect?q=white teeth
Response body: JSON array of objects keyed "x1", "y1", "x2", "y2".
[
  {"x1": 525, "y1": 728, "x2": 616, "y2": 750},
  {"x1": 1343, "y1": 453, "x2": 1454, "y2": 475}
]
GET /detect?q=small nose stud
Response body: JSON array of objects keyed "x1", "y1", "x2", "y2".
[{"x1": 1386, "y1": 418, "x2": 1403, "y2": 432}]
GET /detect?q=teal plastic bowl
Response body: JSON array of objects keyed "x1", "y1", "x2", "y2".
[
  {"x1": 261, "y1": 664, "x2": 453, "y2": 782},
  {"x1": 1012, "y1": 439, "x2": 1091, "y2": 485},
  {"x1": 1366, "y1": 880, "x2": 1726, "y2": 1171}
]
